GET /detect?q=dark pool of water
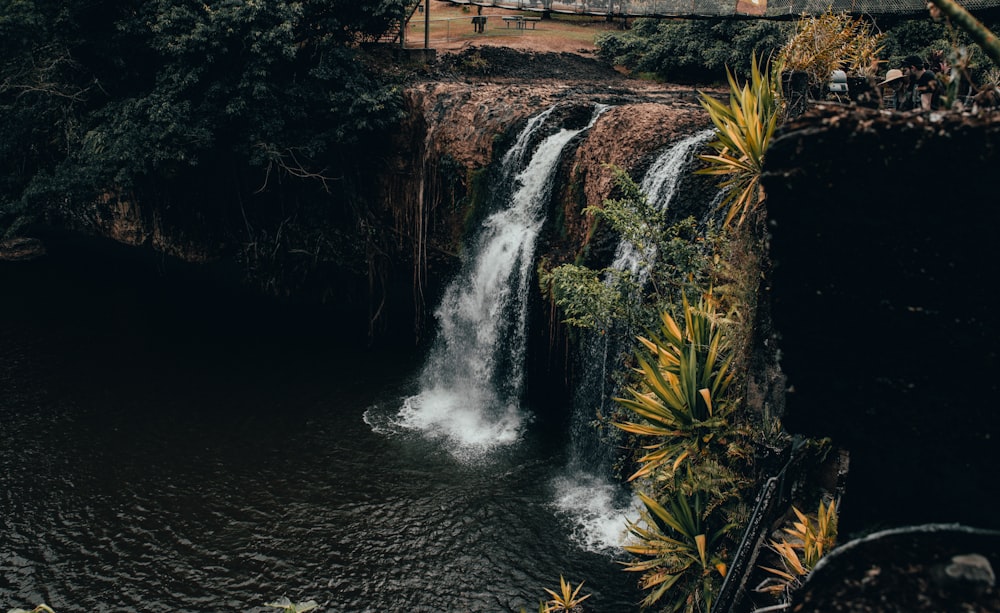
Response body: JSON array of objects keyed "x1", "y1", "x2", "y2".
[{"x1": 0, "y1": 245, "x2": 640, "y2": 613}]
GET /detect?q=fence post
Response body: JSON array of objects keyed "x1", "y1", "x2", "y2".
[{"x1": 424, "y1": 0, "x2": 430, "y2": 48}]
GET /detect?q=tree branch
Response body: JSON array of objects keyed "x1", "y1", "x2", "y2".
[{"x1": 927, "y1": 0, "x2": 1000, "y2": 69}]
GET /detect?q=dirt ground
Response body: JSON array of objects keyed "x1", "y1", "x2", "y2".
[
  {"x1": 403, "y1": 0, "x2": 623, "y2": 56},
  {"x1": 403, "y1": 1, "x2": 678, "y2": 86}
]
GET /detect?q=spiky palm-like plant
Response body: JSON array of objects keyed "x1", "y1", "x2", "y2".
[
  {"x1": 623, "y1": 490, "x2": 732, "y2": 612},
  {"x1": 264, "y1": 599, "x2": 319, "y2": 613},
  {"x1": 759, "y1": 499, "x2": 839, "y2": 598},
  {"x1": 613, "y1": 294, "x2": 737, "y2": 484},
  {"x1": 613, "y1": 295, "x2": 749, "y2": 611},
  {"x1": 542, "y1": 575, "x2": 592, "y2": 612},
  {"x1": 697, "y1": 54, "x2": 780, "y2": 228}
]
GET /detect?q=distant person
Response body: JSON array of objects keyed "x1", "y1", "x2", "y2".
[
  {"x1": 879, "y1": 68, "x2": 912, "y2": 111},
  {"x1": 903, "y1": 55, "x2": 941, "y2": 111}
]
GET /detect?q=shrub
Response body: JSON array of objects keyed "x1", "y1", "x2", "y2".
[
  {"x1": 776, "y1": 11, "x2": 885, "y2": 87},
  {"x1": 596, "y1": 18, "x2": 791, "y2": 85}
]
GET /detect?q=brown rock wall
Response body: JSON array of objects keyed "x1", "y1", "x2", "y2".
[
  {"x1": 380, "y1": 67, "x2": 714, "y2": 330},
  {"x1": 564, "y1": 102, "x2": 712, "y2": 253},
  {"x1": 90, "y1": 190, "x2": 219, "y2": 263}
]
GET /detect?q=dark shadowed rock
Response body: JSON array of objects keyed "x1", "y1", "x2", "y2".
[
  {"x1": 792, "y1": 524, "x2": 1000, "y2": 612},
  {"x1": 760, "y1": 103, "x2": 1000, "y2": 611},
  {"x1": 0, "y1": 237, "x2": 46, "y2": 261}
]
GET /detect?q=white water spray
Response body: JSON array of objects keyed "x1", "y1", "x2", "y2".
[
  {"x1": 393, "y1": 104, "x2": 608, "y2": 460},
  {"x1": 610, "y1": 128, "x2": 716, "y2": 278}
]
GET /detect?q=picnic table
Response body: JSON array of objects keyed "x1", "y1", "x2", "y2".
[{"x1": 501, "y1": 15, "x2": 540, "y2": 29}]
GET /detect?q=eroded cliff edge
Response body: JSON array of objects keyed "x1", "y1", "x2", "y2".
[
  {"x1": 384, "y1": 49, "x2": 715, "y2": 337},
  {"x1": 1, "y1": 48, "x2": 717, "y2": 350}
]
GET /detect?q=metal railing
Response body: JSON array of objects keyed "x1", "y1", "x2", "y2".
[{"x1": 444, "y1": 0, "x2": 1000, "y2": 17}]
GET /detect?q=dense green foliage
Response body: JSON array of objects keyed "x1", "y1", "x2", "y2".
[
  {"x1": 597, "y1": 12, "x2": 1000, "y2": 86},
  {"x1": 0, "y1": 0, "x2": 411, "y2": 249},
  {"x1": 881, "y1": 14, "x2": 999, "y2": 75},
  {"x1": 538, "y1": 169, "x2": 721, "y2": 338},
  {"x1": 595, "y1": 18, "x2": 791, "y2": 83}
]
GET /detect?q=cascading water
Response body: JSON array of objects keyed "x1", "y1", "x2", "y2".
[
  {"x1": 572, "y1": 128, "x2": 716, "y2": 471},
  {"x1": 610, "y1": 128, "x2": 717, "y2": 279},
  {"x1": 380, "y1": 103, "x2": 608, "y2": 461},
  {"x1": 552, "y1": 128, "x2": 716, "y2": 553}
]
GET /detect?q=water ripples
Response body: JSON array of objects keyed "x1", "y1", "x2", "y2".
[
  {"x1": 1, "y1": 292, "x2": 639, "y2": 613},
  {"x1": 2, "y1": 387, "x2": 639, "y2": 612}
]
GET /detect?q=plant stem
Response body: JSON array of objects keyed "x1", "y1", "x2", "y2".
[{"x1": 927, "y1": 0, "x2": 1000, "y2": 68}]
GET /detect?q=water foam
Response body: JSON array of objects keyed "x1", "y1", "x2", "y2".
[
  {"x1": 551, "y1": 471, "x2": 640, "y2": 554},
  {"x1": 390, "y1": 104, "x2": 610, "y2": 461}
]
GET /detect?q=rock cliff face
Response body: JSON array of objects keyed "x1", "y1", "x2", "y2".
[
  {"x1": 762, "y1": 103, "x2": 1000, "y2": 535},
  {"x1": 761, "y1": 102, "x2": 1000, "y2": 610},
  {"x1": 377, "y1": 48, "x2": 716, "y2": 338}
]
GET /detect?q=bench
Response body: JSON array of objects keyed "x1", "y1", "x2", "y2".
[
  {"x1": 501, "y1": 16, "x2": 521, "y2": 28},
  {"x1": 471, "y1": 15, "x2": 487, "y2": 33},
  {"x1": 521, "y1": 17, "x2": 541, "y2": 29}
]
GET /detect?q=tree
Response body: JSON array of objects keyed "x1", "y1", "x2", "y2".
[{"x1": 0, "y1": 0, "x2": 410, "y2": 237}]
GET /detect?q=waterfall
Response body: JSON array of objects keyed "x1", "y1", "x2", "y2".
[
  {"x1": 552, "y1": 128, "x2": 715, "y2": 553},
  {"x1": 392, "y1": 103, "x2": 608, "y2": 461},
  {"x1": 571, "y1": 128, "x2": 714, "y2": 471},
  {"x1": 611, "y1": 128, "x2": 717, "y2": 279}
]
